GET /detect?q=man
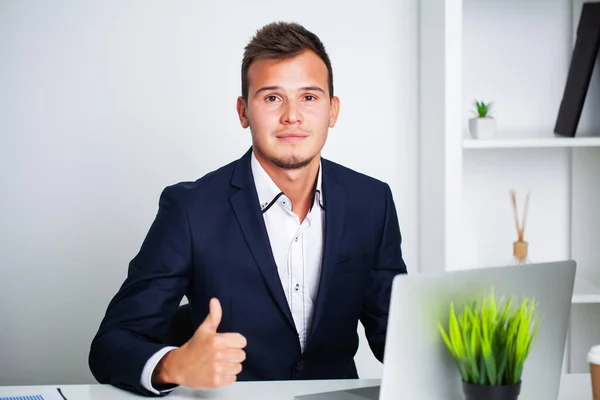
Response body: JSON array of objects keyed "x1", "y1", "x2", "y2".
[{"x1": 89, "y1": 21, "x2": 407, "y2": 396}]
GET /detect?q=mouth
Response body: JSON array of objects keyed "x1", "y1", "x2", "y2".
[{"x1": 276, "y1": 133, "x2": 309, "y2": 143}]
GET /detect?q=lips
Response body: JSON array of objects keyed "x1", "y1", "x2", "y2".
[
  {"x1": 276, "y1": 133, "x2": 308, "y2": 138},
  {"x1": 276, "y1": 133, "x2": 308, "y2": 142}
]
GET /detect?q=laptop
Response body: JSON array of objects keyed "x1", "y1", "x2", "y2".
[{"x1": 295, "y1": 260, "x2": 576, "y2": 400}]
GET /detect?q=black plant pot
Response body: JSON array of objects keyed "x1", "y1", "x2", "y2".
[{"x1": 462, "y1": 381, "x2": 522, "y2": 400}]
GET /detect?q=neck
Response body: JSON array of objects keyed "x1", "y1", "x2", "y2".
[{"x1": 254, "y1": 150, "x2": 320, "y2": 221}]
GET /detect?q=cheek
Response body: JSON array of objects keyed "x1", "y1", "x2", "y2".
[
  {"x1": 304, "y1": 106, "x2": 331, "y2": 128},
  {"x1": 249, "y1": 108, "x2": 280, "y2": 131}
]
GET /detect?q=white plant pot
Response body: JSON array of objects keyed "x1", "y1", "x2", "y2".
[{"x1": 469, "y1": 117, "x2": 496, "y2": 139}]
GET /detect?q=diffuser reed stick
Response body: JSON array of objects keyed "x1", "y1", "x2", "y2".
[{"x1": 509, "y1": 190, "x2": 531, "y2": 264}]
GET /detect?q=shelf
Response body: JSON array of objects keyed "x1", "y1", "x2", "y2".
[
  {"x1": 573, "y1": 278, "x2": 600, "y2": 304},
  {"x1": 463, "y1": 136, "x2": 600, "y2": 149}
]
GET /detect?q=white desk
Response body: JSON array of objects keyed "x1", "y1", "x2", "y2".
[{"x1": 0, "y1": 374, "x2": 591, "y2": 399}]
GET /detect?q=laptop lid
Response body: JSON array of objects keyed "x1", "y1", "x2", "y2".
[{"x1": 379, "y1": 261, "x2": 576, "y2": 400}]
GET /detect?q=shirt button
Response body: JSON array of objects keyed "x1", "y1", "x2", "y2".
[
  {"x1": 294, "y1": 237, "x2": 299, "y2": 242},
  {"x1": 296, "y1": 361, "x2": 304, "y2": 371}
]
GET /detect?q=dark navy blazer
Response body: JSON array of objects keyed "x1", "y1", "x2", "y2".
[{"x1": 89, "y1": 149, "x2": 407, "y2": 395}]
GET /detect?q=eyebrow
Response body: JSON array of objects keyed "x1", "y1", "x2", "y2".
[{"x1": 254, "y1": 85, "x2": 326, "y2": 96}]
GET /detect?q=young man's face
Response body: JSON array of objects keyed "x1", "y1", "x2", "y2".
[{"x1": 237, "y1": 50, "x2": 340, "y2": 170}]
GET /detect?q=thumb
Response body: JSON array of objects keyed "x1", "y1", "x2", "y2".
[{"x1": 200, "y1": 297, "x2": 222, "y2": 333}]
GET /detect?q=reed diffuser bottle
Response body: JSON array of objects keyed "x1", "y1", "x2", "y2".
[{"x1": 509, "y1": 190, "x2": 531, "y2": 265}]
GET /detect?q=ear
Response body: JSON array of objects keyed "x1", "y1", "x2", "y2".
[
  {"x1": 236, "y1": 96, "x2": 250, "y2": 129},
  {"x1": 328, "y1": 96, "x2": 340, "y2": 128}
]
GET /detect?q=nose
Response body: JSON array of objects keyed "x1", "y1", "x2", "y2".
[{"x1": 280, "y1": 99, "x2": 303, "y2": 125}]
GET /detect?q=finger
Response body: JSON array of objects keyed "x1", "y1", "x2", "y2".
[
  {"x1": 199, "y1": 298, "x2": 222, "y2": 333},
  {"x1": 207, "y1": 371, "x2": 237, "y2": 389},
  {"x1": 209, "y1": 298, "x2": 222, "y2": 328},
  {"x1": 217, "y1": 373, "x2": 237, "y2": 386},
  {"x1": 214, "y1": 332, "x2": 247, "y2": 348},
  {"x1": 214, "y1": 348, "x2": 246, "y2": 363},
  {"x1": 216, "y1": 362, "x2": 243, "y2": 376}
]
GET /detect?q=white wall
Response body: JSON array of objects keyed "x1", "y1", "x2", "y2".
[{"x1": 0, "y1": 0, "x2": 418, "y2": 385}]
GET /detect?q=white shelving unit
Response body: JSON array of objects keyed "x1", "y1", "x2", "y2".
[
  {"x1": 463, "y1": 136, "x2": 600, "y2": 149},
  {"x1": 419, "y1": 0, "x2": 600, "y2": 374},
  {"x1": 573, "y1": 278, "x2": 600, "y2": 304}
]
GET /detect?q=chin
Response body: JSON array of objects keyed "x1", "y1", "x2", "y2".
[{"x1": 271, "y1": 154, "x2": 314, "y2": 170}]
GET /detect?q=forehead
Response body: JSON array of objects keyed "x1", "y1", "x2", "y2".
[{"x1": 247, "y1": 50, "x2": 329, "y2": 93}]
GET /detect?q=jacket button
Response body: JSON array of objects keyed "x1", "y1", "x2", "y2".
[{"x1": 295, "y1": 361, "x2": 304, "y2": 371}]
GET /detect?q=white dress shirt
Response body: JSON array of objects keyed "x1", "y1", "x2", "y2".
[
  {"x1": 251, "y1": 151, "x2": 325, "y2": 350},
  {"x1": 141, "y1": 151, "x2": 325, "y2": 394}
]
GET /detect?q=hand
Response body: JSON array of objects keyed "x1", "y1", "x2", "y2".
[{"x1": 153, "y1": 298, "x2": 247, "y2": 389}]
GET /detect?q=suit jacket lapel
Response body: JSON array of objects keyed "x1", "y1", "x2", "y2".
[
  {"x1": 229, "y1": 150, "x2": 295, "y2": 330},
  {"x1": 308, "y1": 161, "x2": 346, "y2": 340}
]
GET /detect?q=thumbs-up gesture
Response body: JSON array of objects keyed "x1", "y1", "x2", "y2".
[{"x1": 153, "y1": 298, "x2": 247, "y2": 389}]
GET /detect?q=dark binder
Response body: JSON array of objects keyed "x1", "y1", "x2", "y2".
[{"x1": 554, "y1": 2, "x2": 600, "y2": 137}]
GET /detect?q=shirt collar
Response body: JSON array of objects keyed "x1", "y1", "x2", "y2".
[{"x1": 250, "y1": 150, "x2": 324, "y2": 212}]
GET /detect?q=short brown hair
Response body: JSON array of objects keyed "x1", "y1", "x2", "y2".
[{"x1": 241, "y1": 22, "x2": 334, "y2": 101}]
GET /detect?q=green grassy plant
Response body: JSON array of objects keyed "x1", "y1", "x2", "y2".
[{"x1": 438, "y1": 288, "x2": 540, "y2": 386}]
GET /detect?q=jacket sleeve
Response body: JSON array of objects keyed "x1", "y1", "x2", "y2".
[
  {"x1": 88, "y1": 185, "x2": 192, "y2": 396},
  {"x1": 359, "y1": 183, "x2": 407, "y2": 362}
]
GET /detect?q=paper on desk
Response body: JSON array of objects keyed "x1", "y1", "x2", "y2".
[{"x1": 0, "y1": 387, "x2": 65, "y2": 400}]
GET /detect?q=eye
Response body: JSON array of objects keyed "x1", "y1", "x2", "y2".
[
  {"x1": 265, "y1": 95, "x2": 279, "y2": 103},
  {"x1": 304, "y1": 95, "x2": 317, "y2": 101}
]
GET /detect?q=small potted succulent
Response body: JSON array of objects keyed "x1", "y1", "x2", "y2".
[
  {"x1": 438, "y1": 288, "x2": 540, "y2": 400},
  {"x1": 469, "y1": 100, "x2": 496, "y2": 139}
]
